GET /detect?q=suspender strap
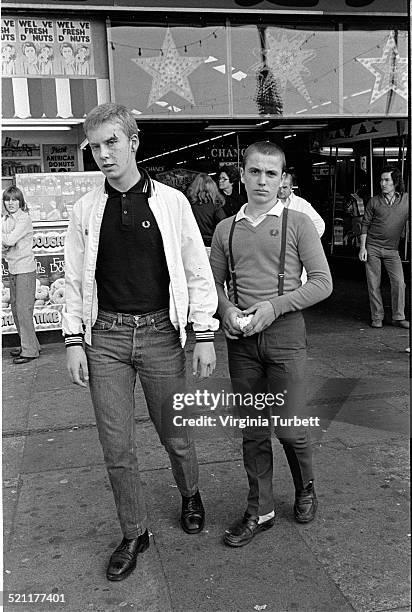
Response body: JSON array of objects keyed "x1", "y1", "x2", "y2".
[
  {"x1": 278, "y1": 207, "x2": 288, "y2": 297},
  {"x1": 228, "y1": 216, "x2": 239, "y2": 307},
  {"x1": 227, "y1": 207, "x2": 289, "y2": 305}
]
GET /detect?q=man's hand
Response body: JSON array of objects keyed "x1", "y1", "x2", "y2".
[
  {"x1": 359, "y1": 246, "x2": 367, "y2": 262},
  {"x1": 67, "y1": 345, "x2": 89, "y2": 387},
  {"x1": 242, "y1": 301, "x2": 276, "y2": 336},
  {"x1": 192, "y1": 342, "x2": 216, "y2": 378},
  {"x1": 222, "y1": 306, "x2": 243, "y2": 340}
]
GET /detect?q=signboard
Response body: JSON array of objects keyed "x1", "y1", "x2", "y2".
[
  {"x1": 43, "y1": 144, "x2": 79, "y2": 173},
  {"x1": 156, "y1": 168, "x2": 199, "y2": 192},
  {"x1": 1, "y1": 16, "x2": 95, "y2": 77}
]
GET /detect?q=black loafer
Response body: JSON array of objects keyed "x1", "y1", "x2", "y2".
[
  {"x1": 223, "y1": 512, "x2": 275, "y2": 547},
  {"x1": 181, "y1": 490, "x2": 205, "y2": 534},
  {"x1": 294, "y1": 481, "x2": 318, "y2": 523},
  {"x1": 10, "y1": 348, "x2": 22, "y2": 357},
  {"x1": 13, "y1": 356, "x2": 37, "y2": 364},
  {"x1": 106, "y1": 530, "x2": 149, "y2": 582}
]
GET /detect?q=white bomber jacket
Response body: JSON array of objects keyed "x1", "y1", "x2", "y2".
[{"x1": 62, "y1": 174, "x2": 219, "y2": 346}]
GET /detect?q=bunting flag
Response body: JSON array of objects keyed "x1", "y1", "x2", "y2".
[{"x1": 1, "y1": 77, "x2": 110, "y2": 119}]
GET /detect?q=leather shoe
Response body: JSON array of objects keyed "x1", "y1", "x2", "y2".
[
  {"x1": 392, "y1": 320, "x2": 410, "y2": 329},
  {"x1": 294, "y1": 481, "x2": 318, "y2": 523},
  {"x1": 13, "y1": 356, "x2": 37, "y2": 364},
  {"x1": 10, "y1": 348, "x2": 22, "y2": 357},
  {"x1": 106, "y1": 530, "x2": 149, "y2": 581},
  {"x1": 181, "y1": 490, "x2": 205, "y2": 534},
  {"x1": 370, "y1": 320, "x2": 383, "y2": 328},
  {"x1": 223, "y1": 512, "x2": 275, "y2": 547}
]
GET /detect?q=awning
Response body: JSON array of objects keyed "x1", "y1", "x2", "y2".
[{"x1": 2, "y1": 77, "x2": 110, "y2": 119}]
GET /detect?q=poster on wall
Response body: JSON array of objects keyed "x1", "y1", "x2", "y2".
[
  {"x1": 1, "y1": 16, "x2": 95, "y2": 76},
  {"x1": 43, "y1": 144, "x2": 79, "y2": 173}
]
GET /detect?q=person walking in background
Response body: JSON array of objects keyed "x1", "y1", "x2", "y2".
[
  {"x1": 63, "y1": 103, "x2": 218, "y2": 582},
  {"x1": 210, "y1": 141, "x2": 332, "y2": 547},
  {"x1": 186, "y1": 173, "x2": 226, "y2": 254},
  {"x1": 218, "y1": 165, "x2": 246, "y2": 217},
  {"x1": 278, "y1": 171, "x2": 325, "y2": 285},
  {"x1": 2, "y1": 186, "x2": 41, "y2": 364},
  {"x1": 278, "y1": 171, "x2": 325, "y2": 237},
  {"x1": 359, "y1": 166, "x2": 409, "y2": 329}
]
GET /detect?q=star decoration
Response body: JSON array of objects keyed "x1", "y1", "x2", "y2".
[
  {"x1": 131, "y1": 29, "x2": 206, "y2": 106},
  {"x1": 357, "y1": 31, "x2": 408, "y2": 104},
  {"x1": 252, "y1": 30, "x2": 316, "y2": 105}
]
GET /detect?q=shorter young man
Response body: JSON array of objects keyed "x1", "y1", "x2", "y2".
[{"x1": 210, "y1": 141, "x2": 332, "y2": 547}]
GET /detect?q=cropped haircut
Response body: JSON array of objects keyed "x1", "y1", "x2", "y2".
[
  {"x1": 381, "y1": 166, "x2": 405, "y2": 194},
  {"x1": 242, "y1": 141, "x2": 286, "y2": 171},
  {"x1": 186, "y1": 173, "x2": 225, "y2": 209},
  {"x1": 83, "y1": 103, "x2": 139, "y2": 139},
  {"x1": 3, "y1": 186, "x2": 28, "y2": 212}
]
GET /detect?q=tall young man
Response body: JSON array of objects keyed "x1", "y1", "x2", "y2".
[
  {"x1": 359, "y1": 166, "x2": 409, "y2": 329},
  {"x1": 63, "y1": 103, "x2": 218, "y2": 580},
  {"x1": 210, "y1": 141, "x2": 332, "y2": 547}
]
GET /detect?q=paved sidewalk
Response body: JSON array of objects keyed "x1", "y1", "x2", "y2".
[{"x1": 2, "y1": 277, "x2": 410, "y2": 612}]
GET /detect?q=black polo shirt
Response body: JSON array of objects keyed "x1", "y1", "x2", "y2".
[{"x1": 95, "y1": 173, "x2": 170, "y2": 314}]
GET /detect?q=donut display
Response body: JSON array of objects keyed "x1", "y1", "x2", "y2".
[
  {"x1": 49, "y1": 278, "x2": 66, "y2": 304},
  {"x1": 52, "y1": 287, "x2": 65, "y2": 304}
]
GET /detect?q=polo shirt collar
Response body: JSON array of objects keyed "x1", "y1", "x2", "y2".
[
  {"x1": 235, "y1": 200, "x2": 284, "y2": 222},
  {"x1": 105, "y1": 165, "x2": 152, "y2": 197}
]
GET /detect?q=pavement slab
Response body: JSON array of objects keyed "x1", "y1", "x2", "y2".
[
  {"x1": 22, "y1": 428, "x2": 104, "y2": 473},
  {"x1": 145, "y1": 463, "x2": 355, "y2": 612},
  {"x1": 27, "y1": 386, "x2": 95, "y2": 431},
  {"x1": 298, "y1": 499, "x2": 411, "y2": 612},
  {"x1": 6, "y1": 466, "x2": 119, "y2": 552},
  {"x1": 3, "y1": 535, "x2": 172, "y2": 612}
]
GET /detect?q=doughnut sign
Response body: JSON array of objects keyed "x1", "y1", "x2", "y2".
[
  {"x1": 43, "y1": 144, "x2": 78, "y2": 173},
  {"x1": 32, "y1": 229, "x2": 66, "y2": 254},
  {"x1": 2, "y1": 304, "x2": 63, "y2": 334}
]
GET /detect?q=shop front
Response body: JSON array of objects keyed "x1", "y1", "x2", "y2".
[
  {"x1": 1, "y1": 13, "x2": 110, "y2": 333},
  {"x1": 2, "y1": 0, "x2": 408, "y2": 334}
]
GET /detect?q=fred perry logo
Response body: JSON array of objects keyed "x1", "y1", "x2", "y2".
[
  {"x1": 142, "y1": 220, "x2": 151, "y2": 229},
  {"x1": 270, "y1": 229, "x2": 279, "y2": 237}
]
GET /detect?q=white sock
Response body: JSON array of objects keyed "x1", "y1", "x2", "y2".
[{"x1": 258, "y1": 510, "x2": 275, "y2": 524}]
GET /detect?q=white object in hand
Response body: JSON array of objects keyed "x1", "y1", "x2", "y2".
[{"x1": 236, "y1": 314, "x2": 253, "y2": 330}]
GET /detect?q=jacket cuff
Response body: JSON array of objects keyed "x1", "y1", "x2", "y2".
[
  {"x1": 195, "y1": 330, "x2": 214, "y2": 343},
  {"x1": 65, "y1": 334, "x2": 84, "y2": 348}
]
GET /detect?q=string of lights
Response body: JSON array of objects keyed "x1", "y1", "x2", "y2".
[{"x1": 110, "y1": 28, "x2": 220, "y2": 55}]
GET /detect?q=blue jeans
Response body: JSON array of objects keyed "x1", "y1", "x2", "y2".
[
  {"x1": 9, "y1": 271, "x2": 40, "y2": 357},
  {"x1": 365, "y1": 243, "x2": 406, "y2": 322},
  {"x1": 85, "y1": 308, "x2": 199, "y2": 538},
  {"x1": 227, "y1": 312, "x2": 313, "y2": 516}
]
